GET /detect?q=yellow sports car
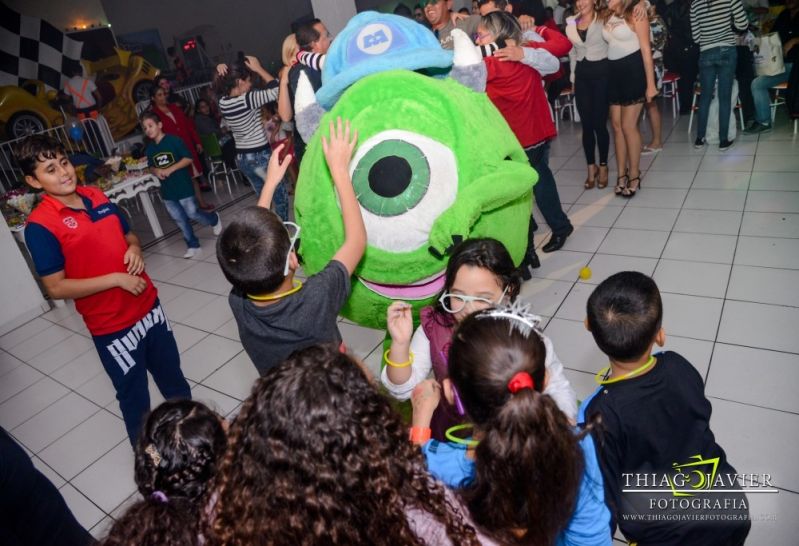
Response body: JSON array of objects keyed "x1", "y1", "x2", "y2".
[
  {"x1": 0, "y1": 80, "x2": 64, "y2": 139},
  {"x1": 0, "y1": 49, "x2": 159, "y2": 141},
  {"x1": 85, "y1": 48, "x2": 160, "y2": 140},
  {"x1": 85, "y1": 48, "x2": 159, "y2": 106}
]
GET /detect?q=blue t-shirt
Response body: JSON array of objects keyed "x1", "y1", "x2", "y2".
[
  {"x1": 145, "y1": 134, "x2": 194, "y2": 201},
  {"x1": 422, "y1": 433, "x2": 612, "y2": 546}
]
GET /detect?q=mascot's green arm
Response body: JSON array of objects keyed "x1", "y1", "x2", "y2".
[{"x1": 428, "y1": 161, "x2": 538, "y2": 255}]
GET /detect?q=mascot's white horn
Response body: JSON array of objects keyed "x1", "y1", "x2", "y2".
[
  {"x1": 295, "y1": 70, "x2": 326, "y2": 142},
  {"x1": 450, "y1": 28, "x2": 487, "y2": 93}
]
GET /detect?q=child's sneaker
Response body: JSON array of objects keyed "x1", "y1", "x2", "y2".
[
  {"x1": 719, "y1": 139, "x2": 735, "y2": 151},
  {"x1": 693, "y1": 138, "x2": 706, "y2": 149},
  {"x1": 213, "y1": 214, "x2": 223, "y2": 236},
  {"x1": 183, "y1": 247, "x2": 202, "y2": 259}
]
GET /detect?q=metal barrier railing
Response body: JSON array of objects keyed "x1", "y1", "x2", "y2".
[
  {"x1": 132, "y1": 81, "x2": 213, "y2": 119},
  {"x1": 0, "y1": 116, "x2": 115, "y2": 192},
  {"x1": 175, "y1": 81, "x2": 212, "y2": 105}
]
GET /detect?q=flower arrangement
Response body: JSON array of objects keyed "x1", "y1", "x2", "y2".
[{"x1": 2, "y1": 188, "x2": 38, "y2": 215}]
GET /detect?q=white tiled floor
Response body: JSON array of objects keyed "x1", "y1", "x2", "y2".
[{"x1": 1, "y1": 110, "x2": 797, "y2": 544}]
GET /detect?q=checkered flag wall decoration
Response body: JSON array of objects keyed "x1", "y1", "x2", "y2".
[{"x1": 0, "y1": 2, "x2": 84, "y2": 90}]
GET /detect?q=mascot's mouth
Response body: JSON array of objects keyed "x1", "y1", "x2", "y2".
[{"x1": 359, "y1": 271, "x2": 446, "y2": 300}]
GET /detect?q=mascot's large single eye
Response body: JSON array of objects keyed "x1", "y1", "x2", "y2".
[
  {"x1": 354, "y1": 140, "x2": 429, "y2": 215},
  {"x1": 350, "y1": 130, "x2": 457, "y2": 252}
]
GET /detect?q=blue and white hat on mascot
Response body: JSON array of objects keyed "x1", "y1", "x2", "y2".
[{"x1": 316, "y1": 11, "x2": 453, "y2": 110}]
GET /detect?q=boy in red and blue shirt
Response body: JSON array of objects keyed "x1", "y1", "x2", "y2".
[{"x1": 18, "y1": 135, "x2": 191, "y2": 446}]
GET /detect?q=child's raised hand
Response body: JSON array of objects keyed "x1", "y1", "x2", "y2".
[
  {"x1": 256, "y1": 144, "x2": 292, "y2": 209},
  {"x1": 263, "y1": 143, "x2": 292, "y2": 188},
  {"x1": 387, "y1": 301, "x2": 413, "y2": 346},
  {"x1": 216, "y1": 63, "x2": 228, "y2": 77},
  {"x1": 411, "y1": 379, "x2": 441, "y2": 428},
  {"x1": 321, "y1": 117, "x2": 357, "y2": 177}
]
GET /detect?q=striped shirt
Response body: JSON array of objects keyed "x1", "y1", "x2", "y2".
[
  {"x1": 690, "y1": 0, "x2": 748, "y2": 51},
  {"x1": 218, "y1": 86, "x2": 279, "y2": 152},
  {"x1": 297, "y1": 50, "x2": 325, "y2": 71}
]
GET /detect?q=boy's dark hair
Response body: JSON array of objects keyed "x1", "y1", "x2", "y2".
[
  {"x1": 295, "y1": 18, "x2": 322, "y2": 50},
  {"x1": 434, "y1": 238, "x2": 522, "y2": 324},
  {"x1": 100, "y1": 400, "x2": 227, "y2": 546},
  {"x1": 139, "y1": 111, "x2": 161, "y2": 125},
  {"x1": 14, "y1": 135, "x2": 66, "y2": 177},
  {"x1": 394, "y1": 3, "x2": 413, "y2": 17},
  {"x1": 216, "y1": 206, "x2": 290, "y2": 295},
  {"x1": 449, "y1": 311, "x2": 583, "y2": 545},
  {"x1": 514, "y1": 0, "x2": 549, "y2": 20},
  {"x1": 586, "y1": 271, "x2": 663, "y2": 362}
]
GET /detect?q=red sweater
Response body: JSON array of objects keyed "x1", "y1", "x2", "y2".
[
  {"x1": 485, "y1": 55, "x2": 556, "y2": 148},
  {"x1": 528, "y1": 22, "x2": 572, "y2": 82}
]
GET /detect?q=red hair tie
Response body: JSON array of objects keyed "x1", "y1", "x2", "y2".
[{"x1": 508, "y1": 372, "x2": 534, "y2": 394}]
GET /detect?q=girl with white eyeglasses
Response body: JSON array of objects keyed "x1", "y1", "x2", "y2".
[{"x1": 382, "y1": 238, "x2": 576, "y2": 440}]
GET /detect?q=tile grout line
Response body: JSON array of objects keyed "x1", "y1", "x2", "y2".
[
  {"x1": 706, "y1": 394, "x2": 799, "y2": 418},
  {"x1": 703, "y1": 132, "x2": 759, "y2": 385}
]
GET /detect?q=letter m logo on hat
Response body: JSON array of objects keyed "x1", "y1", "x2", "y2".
[{"x1": 357, "y1": 24, "x2": 394, "y2": 55}]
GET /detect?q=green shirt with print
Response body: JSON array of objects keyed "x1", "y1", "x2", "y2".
[{"x1": 146, "y1": 134, "x2": 195, "y2": 201}]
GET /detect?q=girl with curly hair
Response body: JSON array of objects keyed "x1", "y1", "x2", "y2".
[
  {"x1": 204, "y1": 344, "x2": 480, "y2": 546},
  {"x1": 410, "y1": 307, "x2": 612, "y2": 545},
  {"x1": 100, "y1": 400, "x2": 227, "y2": 546}
]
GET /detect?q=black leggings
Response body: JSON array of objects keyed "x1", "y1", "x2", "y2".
[{"x1": 574, "y1": 66, "x2": 610, "y2": 166}]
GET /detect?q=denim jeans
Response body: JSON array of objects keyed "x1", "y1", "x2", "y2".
[
  {"x1": 524, "y1": 141, "x2": 572, "y2": 237},
  {"x1": 751, "y1": 62, "x2": 792, "y2": 125},
  {"x1": 236, "y1": 148, "x2": 290, "y2": 221},
  {"x1": 697, "y1": 46, "x2": 738, "y2": 141},
  {"x1": 163, "y1": 196, "x2": 219, "y2": 249}
]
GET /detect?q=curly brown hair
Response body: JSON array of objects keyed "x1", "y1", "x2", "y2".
[
  {"x1": 449, "y1": 311, "x2": 584, "y2": 545},
  {"x1": 101, "y1": 400, "x2": 227, "y2": 546},
  {"x1": 204, "y1": 345, "x2": 480, "y2": 546}
]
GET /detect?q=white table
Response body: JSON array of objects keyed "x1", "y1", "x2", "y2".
[{"x1": 103, "y1": 173, "x2": 163, "y2": 238}]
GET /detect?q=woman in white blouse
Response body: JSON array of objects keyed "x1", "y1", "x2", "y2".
[{"x1": 603, "y1": 0, "x2": 656, "y2": 198}]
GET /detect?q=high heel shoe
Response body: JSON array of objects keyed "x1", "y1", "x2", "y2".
[
  {"x1": 623, "y1": 175, "x2": 641, "y2": 198},
  {"x1": 584, "y1": 169, "x2": 597, "y2": 190},
  {"x1": 614, "y1": 173, "x2": 629, "y2": 196},
  {"x1": 598, "y1": 165, "x2": 609, "y2": 189}
]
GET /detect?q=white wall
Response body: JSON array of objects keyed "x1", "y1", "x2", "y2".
[
  {"x1": 312, "y1": 0, "x2": 358, "y2": 36},
  {"x1": 0, "y1": 220, "x2": 49, "y2": 336},
  {"x1": 5, "y1": 0, "x2": 109, "y2": 31}
]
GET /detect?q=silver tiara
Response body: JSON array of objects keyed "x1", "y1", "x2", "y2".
[{"x1": 478, "y1": 301, "x2": 543, "y2": 338}]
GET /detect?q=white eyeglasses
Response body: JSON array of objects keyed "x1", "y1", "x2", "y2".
[
  {"x1": 283, "y1": 221, "x2": 301, "y2": 276},
  {"x1": 438, "y1": 286, "x2": 508, "y2": 314}
]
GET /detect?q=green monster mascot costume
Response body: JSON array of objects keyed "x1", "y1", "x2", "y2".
[{"x1": 293, "y1": 12, "x2": 537, "y2": 329}]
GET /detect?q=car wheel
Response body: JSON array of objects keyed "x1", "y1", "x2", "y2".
[
  {"x1": 7, "y1": 112, "x2": 46, "y2": 139},
  {"x1": 132, "y1": 80, "x2": 154, "y2": 103}
]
